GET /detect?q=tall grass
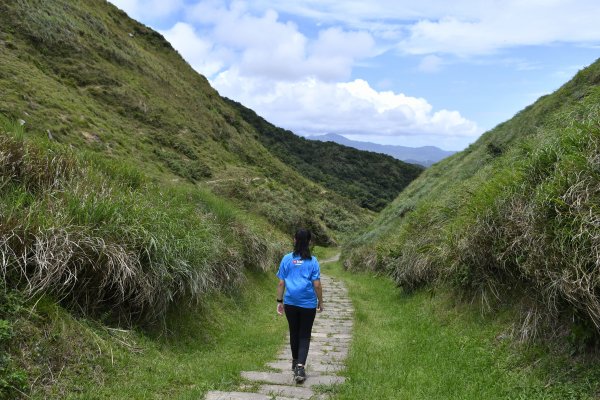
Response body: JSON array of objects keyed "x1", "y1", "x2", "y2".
[
  {"x1": 345, "y1": 72, "x2": 600, "y2": 341},
  {"x1": 323, "y1": 261, "x2": 600, "y2": 399},
  {"x1": 445, "y1": 104, "x2": 600, "y2": 339},
  {"x1": 0, "y1": 119, "x2": 286, "y2": 325}
]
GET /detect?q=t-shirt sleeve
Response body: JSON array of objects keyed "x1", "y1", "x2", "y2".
[
  {"x1": 311, "y1": 258, "x2": 321, "y2": 281},
  {"x1": 276, "y1": 256, "x2": 286, "y2": 280}
]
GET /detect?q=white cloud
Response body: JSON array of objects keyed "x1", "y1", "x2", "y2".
[
  {"x1": 109, "y1": 0, "x2": 481, "y2": 146},
  {"x1": 111, "y1": 0, "x2": 600, "y2": 58},
  {"x1": 109, "y1": 0, "x2": 184, "y2": 21},
  {"x1": 243, "y1": 1, "x2": 600, "y2": 56},
  {"x1": 212, "y1": 70, "x2": 479, "y2": 139},
  {"x1": 159, "y1": 23, "x2": 226, "y2": 77},
  {"x1": 399, "y1": 2, "x2": 600, "y2": 56},
  {"x1": 182, "y1": 2, "x2": 378, "y2": 81}
]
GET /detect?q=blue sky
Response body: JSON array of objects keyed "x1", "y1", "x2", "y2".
[{"x1": 109, "y1": 0, "x2": 600, "y2": 150}]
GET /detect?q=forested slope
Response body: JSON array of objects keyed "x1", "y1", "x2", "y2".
[{"x1": 225, "y1": 98, "x2": 424, "y2": 211}]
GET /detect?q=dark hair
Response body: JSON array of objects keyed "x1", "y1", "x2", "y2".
[{"x1": 293, "y1": 229, "x2": 312, "y2": 260}]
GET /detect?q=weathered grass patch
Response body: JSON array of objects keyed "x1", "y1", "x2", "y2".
[
  {"x1": 323, "y1": 261, "x2": 600, "y2": 400},
  {"x1": 345, "y1": 61, "x2": 600, "y2": 341},
  {"x1": 9, "y1": 272, "x2": 286, "y2": 399}
]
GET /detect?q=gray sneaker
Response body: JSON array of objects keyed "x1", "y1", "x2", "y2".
[{"x1": 294, "y1": 366, "x2": 306, "y2": 383}]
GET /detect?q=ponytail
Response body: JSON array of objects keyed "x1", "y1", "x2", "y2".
[{"x1": 293, "y1": 229, "x2": 312, "y2": 260}]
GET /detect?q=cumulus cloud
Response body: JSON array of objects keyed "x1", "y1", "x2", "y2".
[
  {"x1": 212, "y1": 70, "x2": 479, "y2": 138},
  {"x1": 108, "y1": 0, "x2": 480, "y2": 145},
  {"x1": 243, "y1": 1, "x2": 600, "y2": 56},
  {"x1": 159, "y1": 23, "x2": 227, "y2": 77},
  {"x1": 183, "y1": 2, "x2": 378, "y2": 81},
  {"x1": 109, "y1": 0, "x2": 184, "y2": 21}
]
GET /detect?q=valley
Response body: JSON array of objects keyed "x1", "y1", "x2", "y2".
[{"x1": 1, "y1": 0, "x2": 600, "y2": 399}]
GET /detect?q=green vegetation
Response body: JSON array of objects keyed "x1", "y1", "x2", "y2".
[
  {"x1": 0, "y1": 117, "x2": 285, "y2": 323},
  {"x1": 0, "y1": 0, "x2": 419, "y2": 395},
  {"x1": 4, "y1": 0, "x2": 600, "y2": 396},
  {"x1": 5, "y1": 271, "x2": 286, "y2": 399},
  {"x1": 0, "y1": 113, "x2": 288, "y2": 397},
  {"x1": 345, "y1": 59, "x2": 600, "y2": 341},
  {"x1": 225, "y1": 98, "x2": 424, "y2": 211},
  {"x1": 0, "y1": 0, "x2": 421, "y2": 243},
  {"x1": 0, "y1": 287, "x2": 27, "y2": 399},
  {"x1": 323, "y1": 261, "x2": 600, "y2": 399}
]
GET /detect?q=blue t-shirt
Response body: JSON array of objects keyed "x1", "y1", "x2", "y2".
[{"x1": 277, "y1": 252, "x2": 320, "y2": 308}]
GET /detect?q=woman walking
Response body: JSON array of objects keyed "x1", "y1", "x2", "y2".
[{"x1": 276, "y1": 229, "x2": 323, "y2": 383}]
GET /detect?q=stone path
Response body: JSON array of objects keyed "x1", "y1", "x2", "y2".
[{"x1": 206, "y1": 260, "x2": 352, "y2": 400}]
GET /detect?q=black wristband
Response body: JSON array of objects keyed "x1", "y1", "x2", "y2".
[{"x1": 276, "y1": 298, "x2": 283, "y2": 303}]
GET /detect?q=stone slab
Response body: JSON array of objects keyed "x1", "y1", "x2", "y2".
[
  {"x1": 309, "y1": 351, "x2": 348, "y2": 360},
  {"x1": 208, "y1": 272, "x2": 351, "y2": 400},
  {"x1": 265, "y1": 360, "x2": 296, "y2": 371},
  {"x1": 302, "y1": 374, "x2": 346, "y2": 386},
  {"x1": 242, "y1": 371, "x2": 293, "y2": 385},
  {"x1": 265, "y1": 360, "x2": 344, "y2": 374},
  {"x1": 311, "y1": 337, "x2": 351, "y2": 342},
  {"x1": 311, "y1": 332, "x2": 352, "y2": 339},
  {"x1": 306, "y1": 363, "x2": 345, "y2": 373},
  {"x1": 243, "y1": 371, "x2": 345, "y2": 388},
  {"x1": 258, "y1": 384, "x2": 315, "y2": 399},
  {"x1": 205, "y1": 391, "x2": 271, "y2": 400},
  {"x1": 276, "y1": 350, "x2": 348, "y2": 361}
]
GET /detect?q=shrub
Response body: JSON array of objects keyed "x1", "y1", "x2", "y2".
[
  {"x1": 0, "y1": 120, "x2": 285, "y2": 325},
  {"x1": 344, "y1": 83, "x2": 600, "y2": 340}
]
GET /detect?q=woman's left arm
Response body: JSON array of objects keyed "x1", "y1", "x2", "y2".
[{"x1": 313, "y1": 279, "x2": 323, "y2": 312}]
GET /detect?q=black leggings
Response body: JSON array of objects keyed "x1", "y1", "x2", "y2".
[{"x1": 284, "y1": 304, "x2": 316, "y2": 365}]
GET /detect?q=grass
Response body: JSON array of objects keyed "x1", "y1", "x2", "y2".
[
  {"x1": 0, "y1": 122, "x2": 287, "y2": 325},
  {"x1": 0, "y1": 0, "x2": 375, "y2": 391},
  {"x1": 15, "y1": 252, "x2": 597, "y2": 399},
  {"x1": 344, "y1": 58, "x2": 600, "y2": 340},
  {"x1": 20, "y1": 271, "x2": 287, "y2": 399},
  {"x1": 0, "y1": 0, "x2": 385, "y2": 244},
  {"x1": 322, "y1": 261, "x2": 600, "y2": 400},
  {"x1": 312, "y1": 245, "x2": 340, "y2": 261},
  {"x1": 0, "y1": 117, "x2": 291, "y2": 397}
]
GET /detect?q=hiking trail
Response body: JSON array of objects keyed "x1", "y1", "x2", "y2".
[{"x1": 206, "y1": 255, "x2": 352, "y2": 400}]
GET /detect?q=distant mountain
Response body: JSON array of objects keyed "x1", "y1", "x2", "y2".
[{"x1": 308, "y1": 133, "x2": 456, "y2": 167}]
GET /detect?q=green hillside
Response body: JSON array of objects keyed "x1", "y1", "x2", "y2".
[
  {"x1": 345, "y1": 58, "x2": 600, "y2": 340},
  {"x1": 0, "y1": 0, "x2": 428, "y2": 396},
  {"x1": 6, "y1": 0, "x2": 600, "y2": 397},
  {"x1": 0, "y1": 0, "x2": 422, "y2": 244},
  {"x1": 0, "y1": 114, "x2": 291, "y2": 397},
  {"x1": 224, "y1": 98, "x2": 424, "y2": 211}
]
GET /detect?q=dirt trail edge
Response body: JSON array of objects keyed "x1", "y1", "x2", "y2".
[{"x1": 206, "y1": 254, "x2": 352, "y2": 400}]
